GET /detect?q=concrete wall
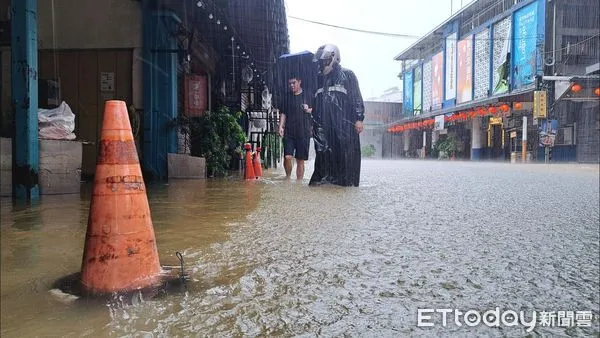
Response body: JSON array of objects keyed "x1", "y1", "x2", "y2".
[
  {"x1": 0, "y1": 137, "x2": 11, "y2": 196},
  {"x1": 39, "y1": 140, "x2": 82, "y2": 194},
  {"x1": 576, "y1": 102, "x2": 600, "y2": 163},
  {"x1": 37, "y1": 0, "x2": 142, "y2": 49},
  {"x1": 364, "y1": 101, "x2": 402, "y2": 124},
  {"x1": 167, "y1": 154, "x2": 206, "y2": 179},
  {"x1": 1, "y1": 47, "x2": 11, "y2": 136},
  {"x1": 553, "y1": 1, "x2": 599, "y2": 76},
  {"x1": 361, "y1": 126, "x2": 384, "y2": 159},
  {"x1": 363, "y1": 101, "x2": 402, "y2": 159},
  {"x1": 0, "y1": 139, "x2": 83, "y2": 196}
]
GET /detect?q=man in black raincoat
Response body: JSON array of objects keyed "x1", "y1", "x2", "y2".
[{"x1": 309, "y1": 44, "x2": 365, "y2": 187}]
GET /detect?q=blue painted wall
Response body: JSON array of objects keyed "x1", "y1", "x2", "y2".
[{"x1": 142, "y1": 1, "x2": 180, "y2": 181}]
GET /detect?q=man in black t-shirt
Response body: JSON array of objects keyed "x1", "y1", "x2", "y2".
[{"x1": 277, "y1": 76, "x2": 313, "y2": 180}]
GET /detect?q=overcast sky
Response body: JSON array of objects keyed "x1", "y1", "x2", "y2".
[{"x1": 284, "y1": 0, "x2": 474, "y2": 99}]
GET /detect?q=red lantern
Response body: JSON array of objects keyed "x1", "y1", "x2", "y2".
[
  {"x1": 488, "y1": 106, "x2": 497, "y2": 114},
  {"x1": 514, "y1": 102, "x2": 523, "y2": 110},
  {"x1": 500, "y1": 104, "x2": 510, "y2": 112},
  {"x1": 571, "y1": 83, "x2": 583, "y2": 93},
  {"x1": 594, "y1": 88, "x2": 600, "y2": 97}
]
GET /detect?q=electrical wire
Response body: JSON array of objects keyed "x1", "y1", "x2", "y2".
[
  {"x1": 543, "y1": 32, "x2": 599, "y2": 55},
  {"x1": 288, "y1": 13, "x2": 598, "y2": 47},
  {"x1": 287, "y1": 15, "x2": 421, "y2": 39},
  {"x1": 289, "y1": 15, "x2": 545, "y2": 41}
]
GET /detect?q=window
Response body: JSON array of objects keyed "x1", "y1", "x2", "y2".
[
  {"x1": 556, "y1": 126, "x2": 575, "y2": 145},
  {"x1": 561, "y1": 3, "x2": 600, "y2": 29}
]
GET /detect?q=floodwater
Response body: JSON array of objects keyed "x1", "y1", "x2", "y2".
[{"x1": 1, "y1": 160, "x2": 599, "y2": 337}]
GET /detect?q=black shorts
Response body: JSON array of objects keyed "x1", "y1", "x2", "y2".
[{"x1": 283, "y1": 136, "x2": 310, "y2": 160}]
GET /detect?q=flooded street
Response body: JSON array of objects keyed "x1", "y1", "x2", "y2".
[{"x1": 1, "y1": 160, "x2": 599, "y2": 337}]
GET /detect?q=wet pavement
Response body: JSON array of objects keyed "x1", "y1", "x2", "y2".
[{"x1": 1, "y1": 160, "x2": 599, "y2": 337}]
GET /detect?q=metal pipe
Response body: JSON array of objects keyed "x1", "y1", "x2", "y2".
[
  {"x1": 542, "y1": 75, "x2": 573, "y2": 81},
  {"x1": 552, "y1": 1, "x2": 557, "y2": 74}
]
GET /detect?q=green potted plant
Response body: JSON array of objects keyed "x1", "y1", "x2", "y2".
[{"x1": 173, "y1": 106, "x2": 246, "y2": 177}]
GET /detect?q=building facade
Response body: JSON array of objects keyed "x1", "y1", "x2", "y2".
[
  {"x1": 1, "y1": 0, "x2": 288, "y2": 199},
  {"x1": 363, "y1": 100, "x2": 402, "y2": 159},
  {"x1": 390, "y1": 0, "x2": 599, "y2": 163}
]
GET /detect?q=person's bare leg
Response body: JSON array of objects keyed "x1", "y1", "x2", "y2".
[
  {"x1": 296, "y1": 159, "x2": 305, "y2": 180},
  {"x1": 284, "y1": 155, "x2": 293, "y2": 179}
]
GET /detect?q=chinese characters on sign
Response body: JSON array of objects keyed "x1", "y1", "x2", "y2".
[
  {"x1": 445, "y1": 33, "x2": 457, "y2": 101},
  {"x1": 457, "y1": 36, "x2": 473, "y2": 104},
  {"x1": 512, "y1": 2, "x2": 538, "y2": 89},
  {"x1": 539, "y1": 119, "x2": 558, "y2": 147},
  {"x1": 184, "y1": 75, "x2": 208, "y2": 117},
  {"x1": 431, "y1": 52, "x2": 444, "y2": 110},
  {"x1": 100, "y1": 72, "x2": 115, "y2": 92}
]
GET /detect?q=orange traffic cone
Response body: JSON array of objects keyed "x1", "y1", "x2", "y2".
[
  {"x1": 253, "y1": 146, "x2": 263, "y2": 178},
  {"x1": 80, "y1": 100, "x2": 162, "y2": 295},
  {"x1": 244, "y1": 143, "x2": 255, "y2": 180}
]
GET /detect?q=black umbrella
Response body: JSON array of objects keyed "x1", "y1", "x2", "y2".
[{"x1": 273, "y1": 50, "x2": 317, "y2": 106}]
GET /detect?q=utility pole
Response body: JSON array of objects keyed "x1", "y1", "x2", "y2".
[{"x1": 11, "y1": 0, "x2": 39, "y2": 201}]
